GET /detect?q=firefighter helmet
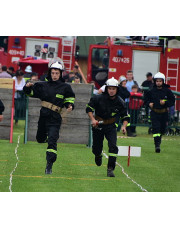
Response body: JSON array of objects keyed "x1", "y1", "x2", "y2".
[
  {"x1": 106, "y1": 77, "x2": 119, "y2": 87},
  {"x1": 47, "y1": 59, "x2": 65, "y2": 81},
  {"x1": 25, "y1": 65, "x2": 32, "y2": 73},
  {"x1": 49, "y1": 61, "x2": 64, "y2": 71},
  {"x1": 153, "y1": 72, "x2": 165, "y2": 83}
]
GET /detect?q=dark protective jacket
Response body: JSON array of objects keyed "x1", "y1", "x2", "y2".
[
  {"x1": 23, "y1": 80, "x2": 75, "y2": 120},
  {"x1": 0, "y1": 99, "x2": 5, "y2": 115},
  {"x1": 118, "y1": 85, "x2": 130, "y2": 101},
  {"x1": 86, "y1": 93, "x2": 130, "y2": 123},
  {"x1": 144, "y1": 84, "x2": 175, "y2": 109}
]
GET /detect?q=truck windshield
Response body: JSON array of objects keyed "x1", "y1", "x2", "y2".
[{"x1": 91, "y1": 48, "x2": 109, "y2": 86}]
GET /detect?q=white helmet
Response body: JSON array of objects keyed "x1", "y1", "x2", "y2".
[
  {"x1": 106, "y1": 77, "x2": 119, "y2": 87},
  {"x1": 25, "y1": 65, "x2": 32, "y2": 73},
  {"x1": 49, "y1": 61, "x2": 64, "y2": 71},
  {"x1": 49, "y1": 57, "x2": 64, "y2": 70},
  {"x1": 153, "y1": 72, "x2": 165, "y2": 82}
]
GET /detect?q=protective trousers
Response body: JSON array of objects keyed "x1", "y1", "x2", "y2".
[
  {"x1": 151, "y1": 111, "x2": 168, "y2": 145},
  {"x1": 36, "y1": 115, "x2": 61, "y2": 163},
  {"x1": 92, "y1": 124, "x2": 118, "y2": 170}
]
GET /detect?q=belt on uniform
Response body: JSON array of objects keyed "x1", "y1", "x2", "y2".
[
  {"x1": 152, "y1": 108, "x2": 168, "y2": 113},
  {"x1": 41, "y1": 101, "x2": 62, "y2": 114},
  {"x1": 95, "y1": 115, "x2": 116, "y2": 125}
]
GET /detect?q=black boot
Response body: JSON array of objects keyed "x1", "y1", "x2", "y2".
[
  {"x1": 45, "y1": 151, "x2": 57, "y2": 174},
  {"x1": 107, "y1": 168, "x2": 115, "y2": 177},
  {"x1": 127, "y1": 126, "x2": 136, "y2": 137},
  {"x1": 45, "y1": 162, "x2": 53, "y2": 174},
  {"x1": 95, "y1": 155, "x2": 102, "y2": 166},
  {"x1": 155, "y1": 143, "x2": 161, "y2": 153},
  {"x1": 154, "y1": 136, "x2": 161, "y2": 153}
]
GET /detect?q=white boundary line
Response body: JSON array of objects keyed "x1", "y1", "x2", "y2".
[
  {"x1": 9, "y1": 134, "x2": 22, "y2": 192},
  {"x1": 102, "y1": 151, "x2": 148, "y2": 192}
]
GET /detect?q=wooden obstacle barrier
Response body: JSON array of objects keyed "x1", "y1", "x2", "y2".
[
  {"x1": 25, "y1": 83, "x2": 93, "y2": 145},
  {"x1": 0, "y1": 79, "x2": 15, "y2": 142}
]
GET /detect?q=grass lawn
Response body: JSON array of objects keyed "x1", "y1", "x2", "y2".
[{"x1": 0, "y1": 121, "x2": 180, "y2": 192}]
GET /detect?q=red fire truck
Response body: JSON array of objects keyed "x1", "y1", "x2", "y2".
[
  {"x1": 87, "y1": 37, "x2": 180, "y2": 91},
  {"x1": 0, "y1": 36, "x2": 77, "y2": 77}
]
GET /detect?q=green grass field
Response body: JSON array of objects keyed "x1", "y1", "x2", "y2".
[{"x1": 0, "y1": 121, "x2": 180, "y2": 192}]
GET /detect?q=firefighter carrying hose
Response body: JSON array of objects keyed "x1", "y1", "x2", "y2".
[
  {"x1": 23, "y1": 60, "x2": 75, "y2": 174},
  {"x1": 86, "y1": 77, "x2": 130, "y2": 177},
  {"x1": 144, "y1": 72, "x2": 175, "y2": 153}
]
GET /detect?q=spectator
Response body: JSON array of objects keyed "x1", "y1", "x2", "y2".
[
  {"x1": 141, "y1": 72, "x2": 153, "y2": 95},
  {"x1": 30, "y1": 72, "x2": 39, "y2": 82},
  {"x1": 141, "y1": 72, "x2": 153, "y2": 119},
  {"x1": 118, "y1": 76, "x2": 130, "y2": 101},
  {"x1": 126, "y1": 70, "x2": 139, "y2": 93},
  {"x1": 23, "y1": 65, "x2": 32, "y2": 81},
  {"x1": 0, "y1": 65, "x2": 12, "y2": 78},
  {"x1": 127, "y1": 85, "x2": 143, "y2": 137},
  {"x1": 73, "y1": 65, "x2": 82, "y2": 82},
  {"x1": 13, "y1": 70, "x2": 26, "y2": 125},
  {"x1": 72, "y1": 76, "x2": 81, "y2": 84},
  {"x1": 0, "y1": 98, "x2": 5, "y2": 122},
  {"x1": 39, "y1": 71, "x2": 48, "y2": 81},
  {"x1": 7, "y1": 66, "x2": 15, "y2": 77},
  {"x1": 116, "y1": 76, "x2": 130, "y2": 132},
  {"x1": 67, "y1": 72, "x2": 76, "y2": 82}
]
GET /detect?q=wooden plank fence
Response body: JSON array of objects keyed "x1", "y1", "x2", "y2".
[
  {"x1": 25, "y1": 83, "x2": 93, "y2": 145},
  {"x1": 0, "y1": 79, "x2": 15, "y2": 142}
]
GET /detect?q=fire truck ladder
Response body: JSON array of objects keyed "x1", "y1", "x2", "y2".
[
  {"x1": 166, "y1": 58, "x2": 179, "y2": 91},
  {"x1": 61, "y1": 39, "x2": 74, "y2": 73}
]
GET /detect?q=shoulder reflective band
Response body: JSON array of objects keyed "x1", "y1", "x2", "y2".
[
  {"x1": 56, "y1": 94, "x2": 64, "y2": 99},
  {"x1": 64, "y1": 97, "x2": 75, "y2": 104},
  {"x1": 162, "y1": 99, "x2": 168, "y2": 102},
  {"x1": 121, "y1": 114, "x2": 130, "y2": 120},
  {"x1": 47, "y1": 149, "x2": 57, "y2": 154},
  {"x1": 127, "y1": 123, "x2": 131, "y2": 127},
  {"x1": 111, "y1": 112, "x2": 116, "y2": 116},
  {"x1": 86, "y1": 104, "x2": 95, "y2": 111},
  {"x1": 109, "y1": 153, "x2": 118, "y2": 157},
  {"x1": 153, "y1": 133, "x2": 161, "y2": 137}
]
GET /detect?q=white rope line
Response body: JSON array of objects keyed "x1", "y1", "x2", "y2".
[
  {"x1": 102, "y1": 151, "x2": 148, "y2": 192},
  {"x1": 9, "y1": 134, "x2": 22, "y2": 192}
]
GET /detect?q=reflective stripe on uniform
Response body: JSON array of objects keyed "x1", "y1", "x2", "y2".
[
  {"x1": 56, "y1": 94, "x2": 64, "y2": 99},
  {"x1": 153, "y1": 133, "x2": 161, "y2": 137},
  {"x1": 111, "y1": 112, "x2": 116, "y2": 116},
  {"x1": 47, "y1": 149, "x2": 57, "y2": 154},
  {"x1": 86, "y1": 104, "x2": 95, "y2": 111},
  {"x1": 115, "y1": 123, "x2": 118, "y2": 128},
  {"x1": 109, "y1": 153, "x2": 118, "y2": 157},
  {"x1": 127, "y1": 123, "x2": 131, "y2": 127},
  {"x1": 64, "y1": 97, "x2": 75, "y2": 104},
  {"x1": 121, "y1": 114, "x2": 130, "y2": 120}
]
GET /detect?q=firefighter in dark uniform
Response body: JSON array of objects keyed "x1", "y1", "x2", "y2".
[
  {"x1": 144, "y1": 72, "x2": 175, "y2": 153},
  {"x1": 0, "y1": 99, "x2": 5, "y2": 122},
  {"x1": 86, "y1": 77, "x2": 130, "y2": 177},
  {"x1": 23, "y1": 60, "x2": 75, "y2": 174}
]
